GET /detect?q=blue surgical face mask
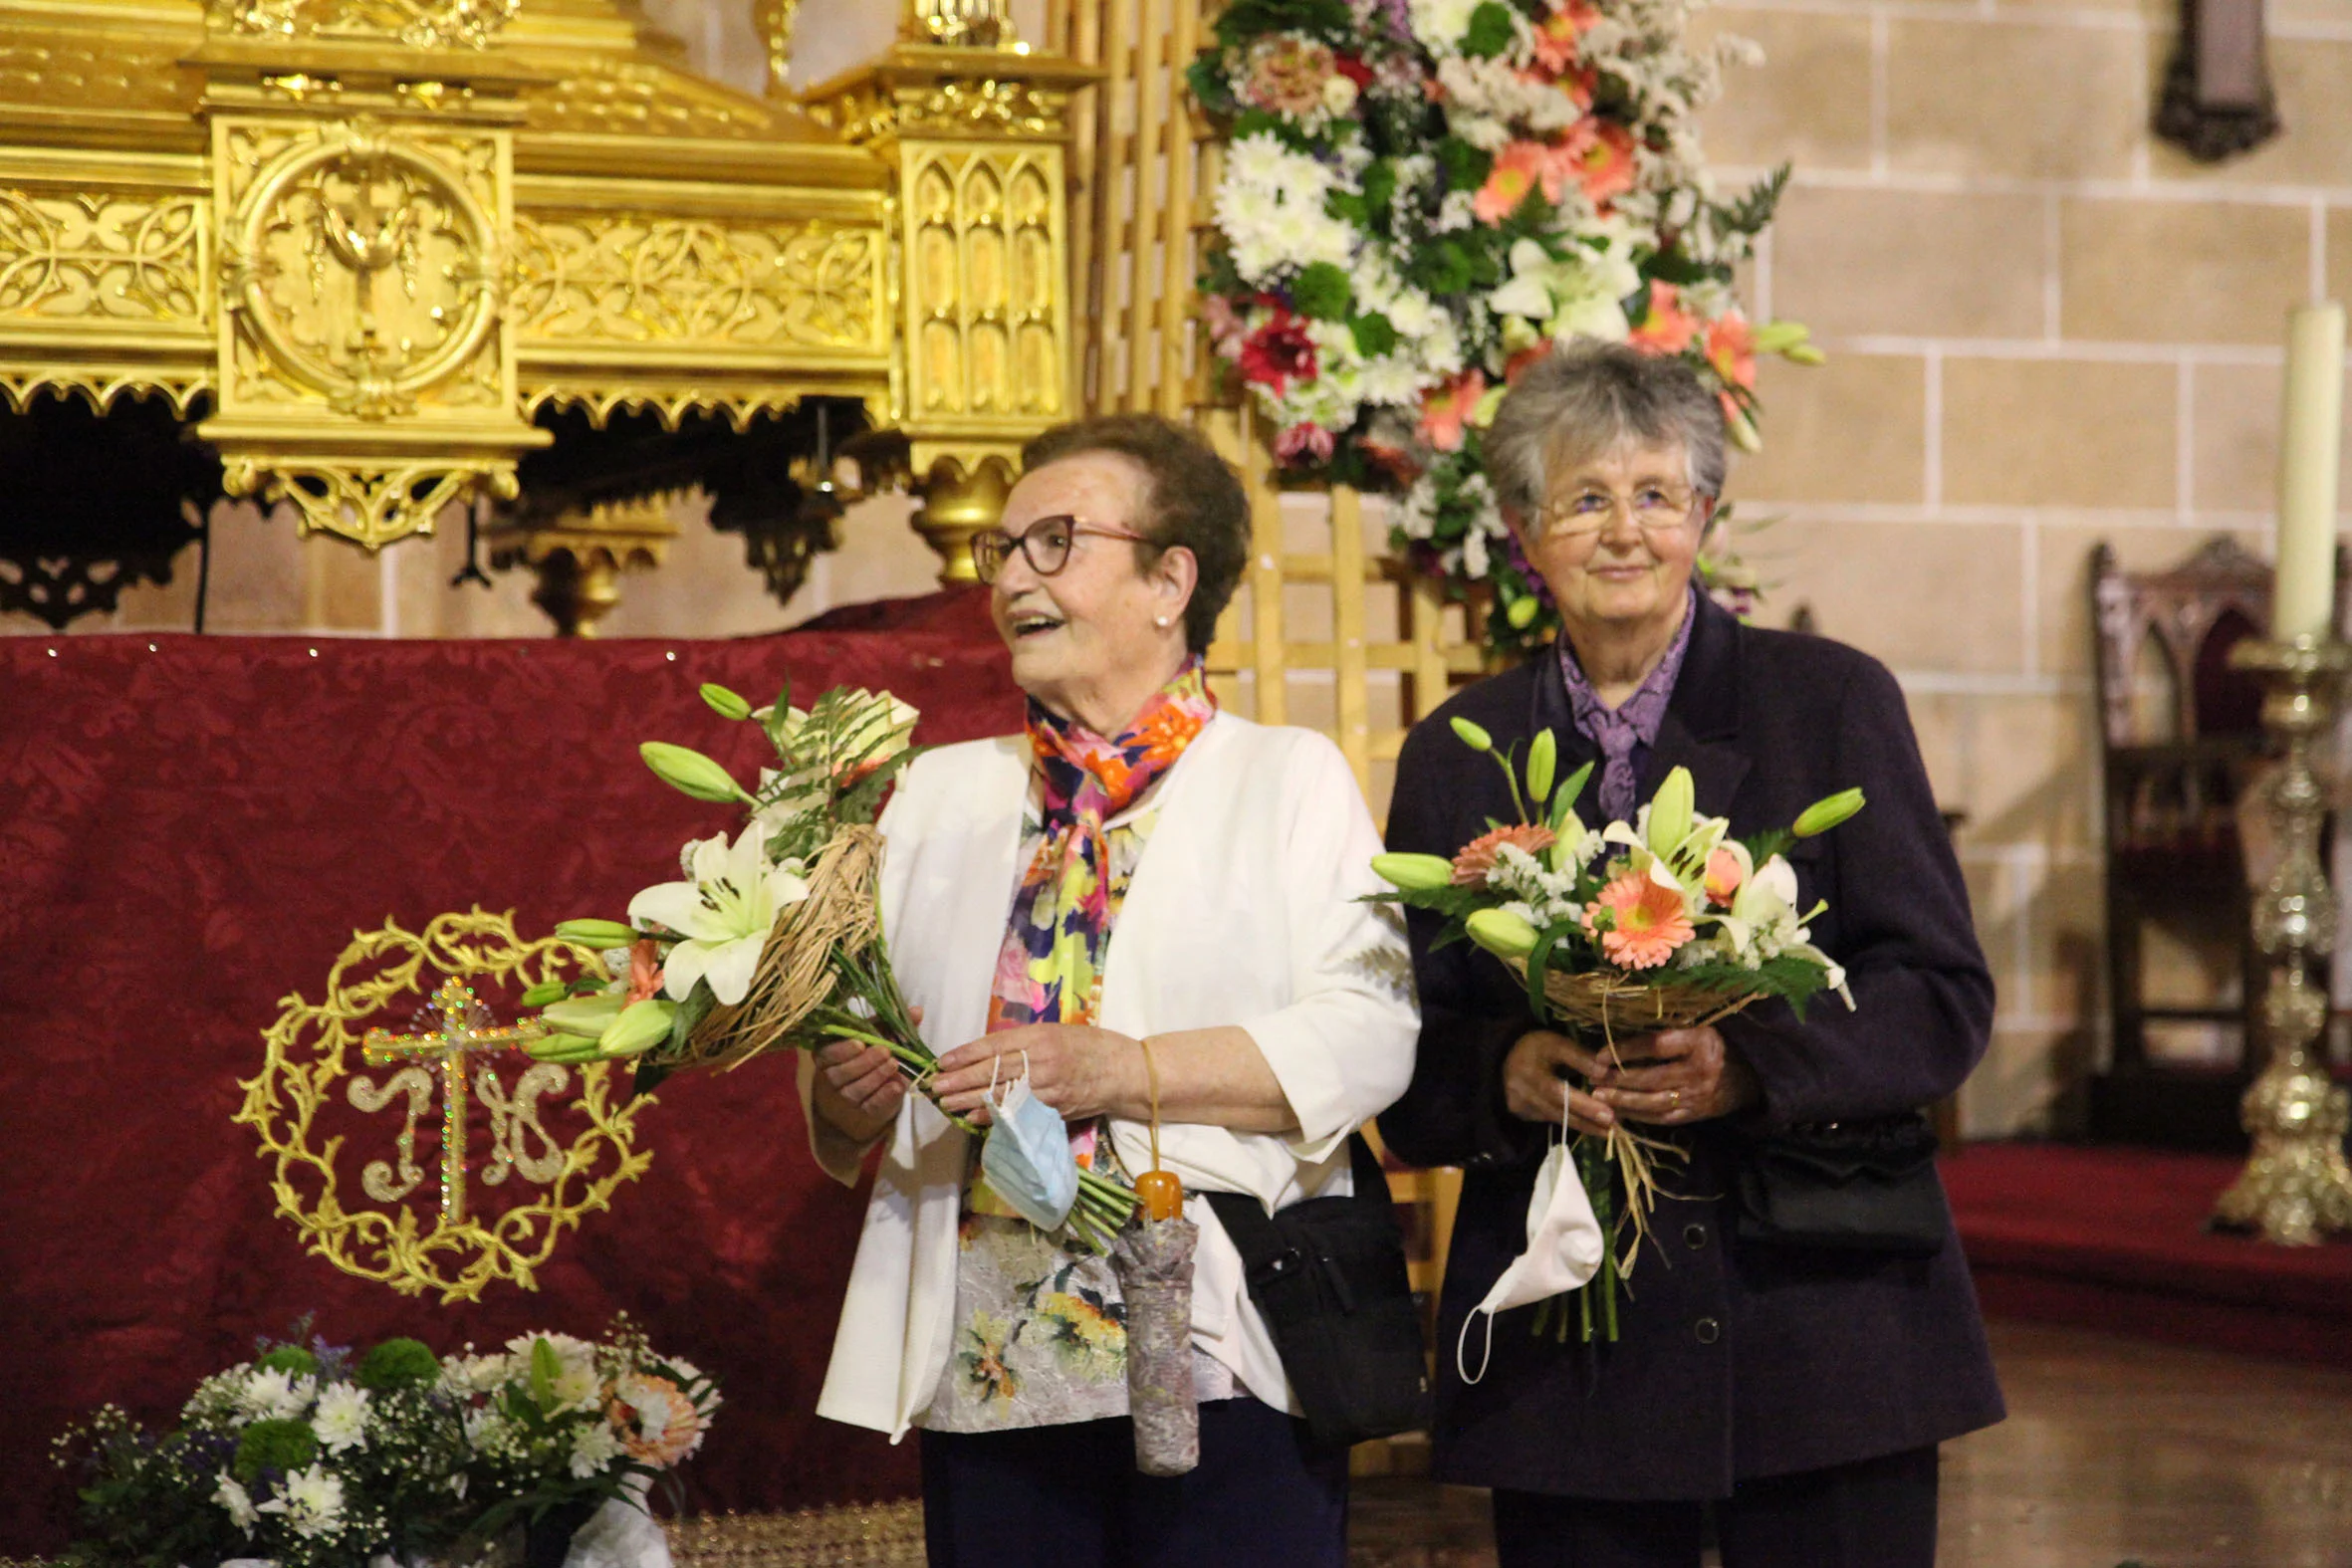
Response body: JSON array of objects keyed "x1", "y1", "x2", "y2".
[{"x1": 979, "y1": 1064, "x2": 1079, "y2": 1233}]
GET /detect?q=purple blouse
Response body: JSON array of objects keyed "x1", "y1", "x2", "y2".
[{"x1": 1555, "y1": 587, "x2": 1698, "y2": 823}]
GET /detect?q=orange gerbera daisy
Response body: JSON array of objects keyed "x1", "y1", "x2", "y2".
[
  {"x1": 1451, "y1": 822, "x2": 1557, "y2": 886},
  {"x1": 1584, "y1": 870, "x2": 1695, "y2": 969}
]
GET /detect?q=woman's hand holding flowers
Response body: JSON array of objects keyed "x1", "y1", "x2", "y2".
[
  {"x1": 1504, "y1": 1028, "x2": 1620, "y2": 1137},
  {"x1": 1590, "y1": 1026, "x2": 1760, "y2": 1126},
  {"x1": 813, "y1": 1003, "x2": 924, "y2": 1143},
  {"x1": 931, "y1": 1023, "x2": 1146, "y2": 1125}
]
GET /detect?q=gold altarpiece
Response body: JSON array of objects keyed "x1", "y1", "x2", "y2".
[{"x1": 0, "y1": 0, "x2": 1094, "y2": 595}]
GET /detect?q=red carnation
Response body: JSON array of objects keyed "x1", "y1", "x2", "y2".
[{"x1": 1238, "y1": 311, "x2": 1318, "y2": 397}]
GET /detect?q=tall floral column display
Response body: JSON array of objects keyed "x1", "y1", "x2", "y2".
[{"x1": 1191, "y1": 0, "x2": 1819, "y2": 655}]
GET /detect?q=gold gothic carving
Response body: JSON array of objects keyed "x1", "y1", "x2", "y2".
[
  {"x1": 219, "y1": 120, "x2": 503, "y2": 421},
  {"x1": 908, "y1": 148, "x2": 1061, "y2": 422},
  {"x1": 0, "y1": 192, "x2": 206, "y2": 324},
  {"x1": 511, "y1": 217, "x2": 882, "y2": 352},
  {"x1": 206, "y1": 0, "x2": 522, "y2": 52}
]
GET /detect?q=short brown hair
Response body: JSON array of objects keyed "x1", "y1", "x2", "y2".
[{"x1": 1021, "y1": 413, "x2": 1249, "y2": 654}]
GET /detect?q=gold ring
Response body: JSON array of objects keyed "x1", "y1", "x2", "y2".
[{"x1": 1669, "y1": 1089, "x2": 1681, "y2": 1108}]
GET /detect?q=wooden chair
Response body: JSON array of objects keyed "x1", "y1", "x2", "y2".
[{"x1": 2086, "y1": 537, "x2": 2290, "y2": 1146}]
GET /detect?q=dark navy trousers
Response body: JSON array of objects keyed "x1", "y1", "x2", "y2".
[
  {"x1": 1491, "y1": 1445, "x2": 1941, "y2": 1568},
  {"x1": 918, "y1": 1396, "x2": 1349, "y2": 1567}
]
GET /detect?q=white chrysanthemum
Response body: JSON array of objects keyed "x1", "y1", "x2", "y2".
[
  {"x1": 312, "y1": 1383, "x2": 370, "y2": 1454},
  {"x1": 1435, "y1": 189, "x2": 1479, "y2": 233},
  {"x1": 570, "y1": 1420, "x2": 625, "y2": 1479},
  {"x1": 214, "y1": 1471, "x2": 260, "y2": 1532},
  {"x1": 1357, "y1": 355, "x2": 1431, "y2": 407},
  {"x1": 237, "y1": 1367, "x2": 315, "y2": 1423},
  {"x1": 263, "y1": 1463, "x2": 346, "y2": 1539},
  {"x1": 1463, "y1": 528, "x2": 1492, "y2": 578},
  {"x1": 1408, "y1": 0, "x2": 1484, "y2": 48},
  {"x1": 441, "y1": 1351, "x2": 511, "y2": 1396}
]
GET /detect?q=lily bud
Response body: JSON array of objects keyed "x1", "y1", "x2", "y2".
[
  {"x1": 554, "y1": 918, "x2": 638, "y2": 949},
  {"x1": 640, "y1": 741, "x2": 748, "y2": 803},
  {"x1": 1371, "y1": 852, "x2": 1456, "y2": 892},
  {"x1": 518, "y1": 980, "x2": 569, "y2": 1008},
  {"x1": 700, "y1": 683, "x2": 753, "y2": 721},
  {"x1": 526, "y1": 1033, "x2": 604, "y2": 1063},
  {"x1": 1466, "y1": 907, "x2": 1540, "y2": 962},
  {"x1": 597, "y1": 998, "x2": 678, "y2": 1058},
  {"x1": 542, "y1": 995, "x2": 623, "y2": 1036},
  {"x1": 1506, "y1": 593, "x2": 1540, "y2": 630},
  {"x1": 1647, "y1": 767, "x2": 1695, "y2": 858},
  {"x1": 1792, "y1": 787, "x2": 1866, "y2": 838},
  {"x1": 1527, "y1": 729, "x2": 1557, "y2": 807},
  {"x1": 1450, "y1": 717, "x2": 1494, "y2": 753}
]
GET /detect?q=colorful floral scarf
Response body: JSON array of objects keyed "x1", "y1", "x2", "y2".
[{"x1": 988, "y1": 658, "x2": 1218, "y2": 1034}]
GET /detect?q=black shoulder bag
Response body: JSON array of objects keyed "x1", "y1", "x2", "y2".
[
  {"x1": 1733, "y1": 1111, "x2": 1950, "y2": 1257},
  {"x1": 1201, "y1": 1134, "x2": 1431, "y2": 1449}
]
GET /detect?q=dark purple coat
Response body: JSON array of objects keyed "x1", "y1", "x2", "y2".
[{"x1": 1377, "y1": 594, "x2": 2005, "y2": 1499}]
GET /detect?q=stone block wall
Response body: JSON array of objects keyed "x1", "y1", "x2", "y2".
[{"x1": 1693, "y1": 0, "x2": 2352, "y2": 1131}]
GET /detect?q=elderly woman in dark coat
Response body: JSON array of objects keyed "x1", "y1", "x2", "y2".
[{"x1": 1379, "y1": 340, "x2": 2003, "y2": 1568}]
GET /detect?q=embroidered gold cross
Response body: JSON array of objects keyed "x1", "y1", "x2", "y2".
[{"x1": 360, "y1": 976, "x2": 547, "y2": 1227}]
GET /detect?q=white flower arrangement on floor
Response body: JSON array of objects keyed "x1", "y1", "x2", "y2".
[{"x1": 54, "y1": 1318, "x2": 717, "y2": 1568}]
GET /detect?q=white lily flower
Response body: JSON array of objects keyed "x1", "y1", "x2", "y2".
[{"x1": 627, "y1": 821, "x2": 811, "y2": 1007}]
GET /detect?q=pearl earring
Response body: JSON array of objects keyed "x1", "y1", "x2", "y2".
[{"x1": 1155, "y1": 615, "x2": 1170, "y2": 628}]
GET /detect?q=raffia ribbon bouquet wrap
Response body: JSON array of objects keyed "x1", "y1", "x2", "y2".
[
  {"x1": 518, "y1": 680, "x2": 1138, "y2": 1249},
  {"x1": 1372, "y1": 719, "x2": 1866, "y2": 1342}
]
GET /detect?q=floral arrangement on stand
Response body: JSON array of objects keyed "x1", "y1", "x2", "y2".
[
  {"x1": 54, "y1": 1319, "x2": 718, "y2": 1568},
  {"x1": 1191, "y1": 0, "x2": 1823, "y2": 653},
  {"x1": 518, "y1": 682, "x2": 1140, "y2": 1251},
  {"x1": 1371, "y1": 722, "x2": 1862, "y2": 1336}
]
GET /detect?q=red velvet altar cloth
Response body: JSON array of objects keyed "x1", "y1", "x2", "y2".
[{"x1": 0, "y1": 594, "x2": 1019, "y2": 1552}]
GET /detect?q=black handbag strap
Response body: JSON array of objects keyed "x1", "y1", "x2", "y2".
[{"x1": 1201, "y1": 1133, "x2": 1389, "y2": 1284}]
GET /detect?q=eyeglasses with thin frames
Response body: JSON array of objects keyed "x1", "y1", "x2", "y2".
[
  {"x1": 970, "y1": 514, "x2": 1152, "y2": 584},
  {"x1": 1536, "y1": 484, "x2": 1715, "y2": 541}
]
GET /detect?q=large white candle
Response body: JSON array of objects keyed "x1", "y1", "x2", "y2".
[{"x1": 2273, "y1": 302, "x2": 2345, "y2": 641}]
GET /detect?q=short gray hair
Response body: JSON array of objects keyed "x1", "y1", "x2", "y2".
[{"x1": 1482, "y1": 338, "x2": 1729, "y2": 522}]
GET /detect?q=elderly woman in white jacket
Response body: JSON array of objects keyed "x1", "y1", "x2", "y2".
[{"x1": 801, "y1": 413, "x2": 1418, "y2": 1567}]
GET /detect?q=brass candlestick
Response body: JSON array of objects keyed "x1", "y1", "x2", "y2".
[{"x1": 2213, "y1": 635, "x2": 2352, "y2": 1244}]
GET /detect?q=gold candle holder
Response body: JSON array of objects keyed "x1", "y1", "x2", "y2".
[{"x1": 2213, "y1": 635, "x2": 2352, "y2": 1244}]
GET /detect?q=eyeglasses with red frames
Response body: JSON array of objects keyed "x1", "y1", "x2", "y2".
[{"x1": 969, "y1": 514, "x2": 1153, "y2": 584}]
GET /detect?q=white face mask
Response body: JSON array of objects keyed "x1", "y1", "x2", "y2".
[
  {"x1": 1456, "y1": 1124, "x2": 1605, "y2": 1385},
  {"x1": 977, "y1": 1052, "x2": 1080, "y2": 1234}
]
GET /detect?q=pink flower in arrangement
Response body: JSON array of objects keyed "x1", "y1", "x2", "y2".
[
  {"x1": 625, "y1": 939, "x2": 666, "y2": 1006},
  {"x1": 1530, "y1": 0, "x2": 1600, "y2": 75},
  {"x1": 1568, "y1": 118, "x2": 1638, "y2": 206},
  {"x1": 1238, "y1": 310, "x2": 1318, "y2": 396},
  {"x1": 1201, "y1": 292, "x2": 1249, "y2": 355},
  {"x1": 1275, "y1": 421, "x2": 1336, "y2": 465},
  {"x1": 1241, "y1": 34, "x2": 1339, "y2": 116},
  {"x1": 1418, "y1": 369, "x2": 1487, "y2": 453},
  {"x1": 1504, "y1": 336, "x2": 1556, "y2": 385},
  {"x1": 1704, "y1": 848, "x2": 1746, "y2": 906},
  {"x1": 1705, "y1": 312, "x2": 1758, "y2": 391},
  {"x1": 608, "y1": 1372, "x2": 709, "y2": 1467},
  {"x1": 1451, "y1": 822, "x2": 1558, "y2": 886},
  {"x1": 1585, "y1": 870, "x2": 1696, "y2": 969},
  {"x1": 1474, "y1": 140, "x2": 1571, "y2": 223},
  {"x1": 1629, "y1": 281, "x2": 1702, "y2": 355}
]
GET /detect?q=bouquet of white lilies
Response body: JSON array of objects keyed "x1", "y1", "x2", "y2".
[{"x1": 523, "y1": 679, "x2": 1141, "y2": 1249}]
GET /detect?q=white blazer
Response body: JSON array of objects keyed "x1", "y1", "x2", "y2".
[{"x1": 801, "y1": 712, "x2": 1420, "y2": 1440}]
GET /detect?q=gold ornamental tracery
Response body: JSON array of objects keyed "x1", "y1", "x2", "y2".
[
  {"x1": 221, "y1": 122, "x2": 503, "y2": 421},
  {"x1": 0, "y1": 192, "x2": 205, "y2": 324},
  {"x1": 510, "y1": 216, "x2": 880, "y2": 351},
  {"x1": 236, "y1": 909, "x2": 653, "y2": 1304},
  {"x1": 207, "y1": 0, "x2": 522, "y2": 52}
]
